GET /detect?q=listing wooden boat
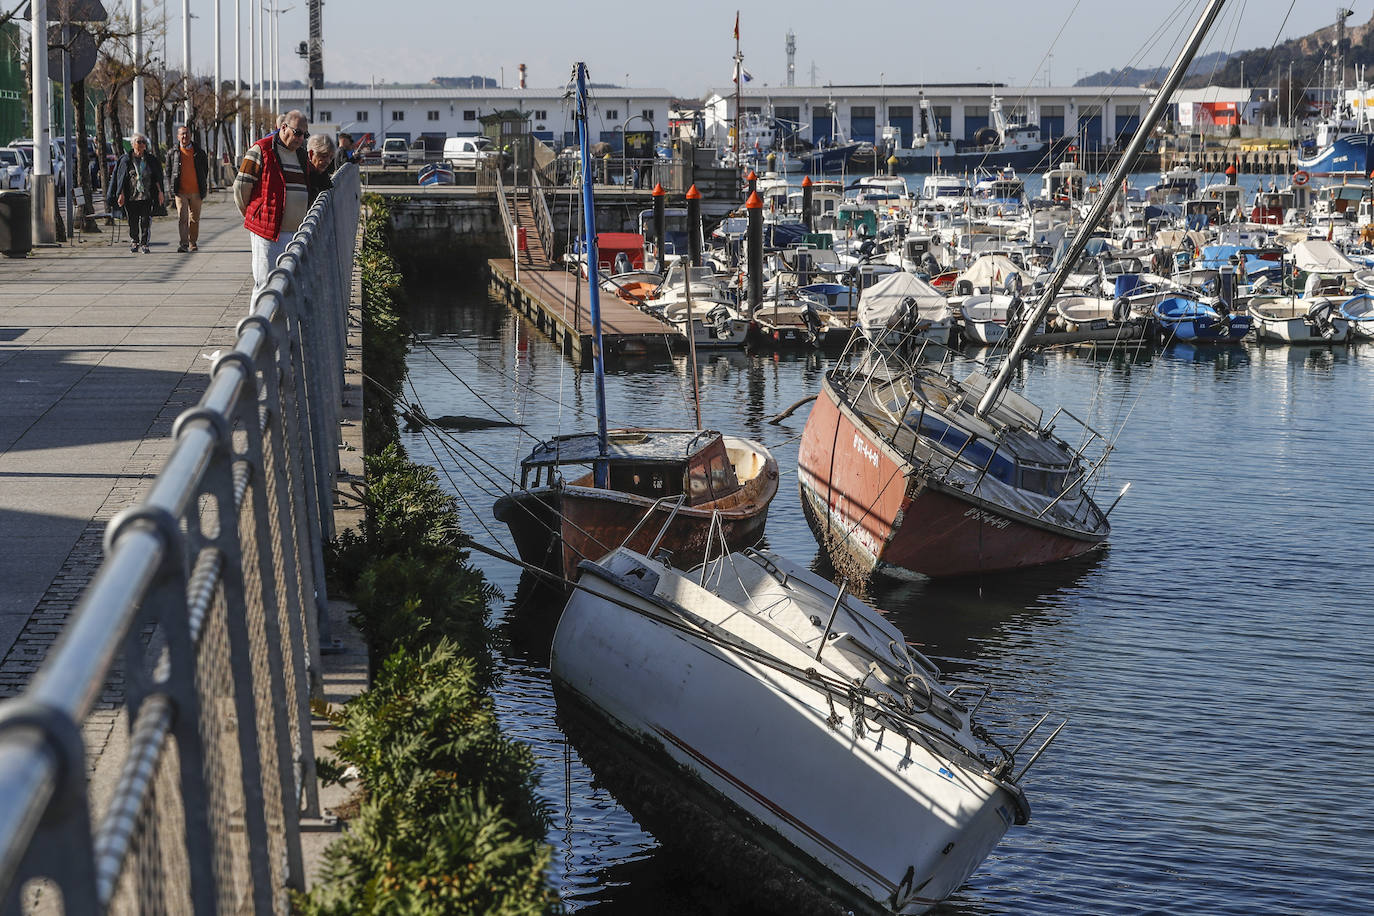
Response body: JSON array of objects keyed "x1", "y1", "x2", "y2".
[
  {"x1": 553, "y1": 541, "x2": 1055, "y2": 914},
  {"x1": 1248, "y1": 295, "x2": 1348, "y2": 343},
  {"x1": 494, "y1": 65, "x2": 779, "y2": 583},
  {"x1": 493, "y1": 428, "x2": 778, "y2": 581}
]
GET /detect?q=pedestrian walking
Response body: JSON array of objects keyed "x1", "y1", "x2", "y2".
[
  {"x1": 235, "y1": 110, "x2": 311, "y2": 295},
  {"x1": 112, "y1": 134, "x2": 165, "y2": 253},
  {"x1": 306, "y1": 134, "x2": 335, "y2": 205},
  {"x1": 167, "y1": 125, "x2": 209, "y2": 252}
]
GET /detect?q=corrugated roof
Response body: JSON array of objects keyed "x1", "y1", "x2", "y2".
[{"x1": 279, "y1": 87, "x2": 672, "y2": 101}]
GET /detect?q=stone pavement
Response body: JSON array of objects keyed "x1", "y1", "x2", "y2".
[{"x1": 0, "y1": 192, "x2": 255, "y2": 790}]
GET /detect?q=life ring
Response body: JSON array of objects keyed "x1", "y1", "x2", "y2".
[{"x1": 1292, "y1": 170, "x2": 1310, "y2": 187}]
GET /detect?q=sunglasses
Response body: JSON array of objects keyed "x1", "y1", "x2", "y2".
[{"x1": 286, "y1": 125, "x2": 310, "y2": 140}]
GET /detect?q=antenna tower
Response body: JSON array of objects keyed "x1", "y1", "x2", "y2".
[{"x1": 786, "y1": 30, "x2": 796, "y2": 87}]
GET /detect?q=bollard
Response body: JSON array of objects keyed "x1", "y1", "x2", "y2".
[
  {"x1": 652, "y1": 183, "x2": 666, "y2": 271},
  {"x1": 686, "y1": 183, "x2": 703, "y2": 267},
  {"x1": 746, "y1": 190, "x2": 763, "y2": 321},
  {"x1": 801, "y1": 175, "x2": 813, "y2": 232},
  {"x1": 888, "y1": 154, "x2": 899, "y2": 177},
  {"x1": 602, "y1": 152, "x2": 611, "y2": 185},
  {"x1": 746, "y1": 169, "x2": 758, "y2": 199},
  {"x1": 767, "y1": 151, "x2": 777, "y2": 173}
]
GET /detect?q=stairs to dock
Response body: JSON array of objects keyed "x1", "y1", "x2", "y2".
[{"x1": 502, "y1": 188, "x2": 554, "y2": 269}]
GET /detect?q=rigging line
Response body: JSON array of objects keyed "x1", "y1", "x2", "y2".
[
  {"x1": 364, "y1": 367, "x2": 521, "y2": 492},
  {"x1": 401, "y1": 374, "x2": 511, "y2": 501},
  {"x1": 412, "y1": 332, "x2": 587, "y2": 415},
  {"x1": 1251, "y1": 0, "x2": 1298, "y2": 90},
  {"x1": 409, "y1": 333, "x2": 529, "y2": 428}
]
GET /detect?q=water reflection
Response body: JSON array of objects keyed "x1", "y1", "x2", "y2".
[{"x1": 1160, "y1": 341, "x2": 1250, "y2": 369}]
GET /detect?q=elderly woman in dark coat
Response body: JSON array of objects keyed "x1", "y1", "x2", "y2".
[
  {"x1": 112, "y1": 134, "x2": 166, "y2": 253},
  {"x1": 305, "y1": 133, "x2": 335, "y2": 205}
]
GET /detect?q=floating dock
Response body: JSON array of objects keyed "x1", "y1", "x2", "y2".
[{"x1": 487, "y1": 260, "x2": 683, "y2": 365}]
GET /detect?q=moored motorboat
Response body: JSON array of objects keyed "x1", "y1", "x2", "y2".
[
  {"x1": 1153, "y1": 295, "x2": 1251, "y2": 343},
  {"x1": 1338, "y1": 292, "x2": 1374, "y2": 339},
  {"x1": 553, "y1": 542, "x2": 1053, "y2": 914},
  {"x1": 1248, "y1": 295, "x2": 1348, "y2": 343}
]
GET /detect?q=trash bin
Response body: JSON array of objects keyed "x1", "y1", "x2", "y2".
[{"x1": 0, "y1": 190, "x2": 32, "y2": 257}]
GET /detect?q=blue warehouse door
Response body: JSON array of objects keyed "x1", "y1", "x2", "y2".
[
  {"x1": 1076, "y1": 115, "x2": 1102, "y2": 150},
  {"x1": 1115, "y1": 113, "x2": 1141, "y2": 146},
  {"x1": 850, "y1": 106, "x2": 875, "y2": 142},
  {"x1": 812, "y1": 112, "x2": 834, "y2": 144},
  {"x1": 1040, "y1": 115, "x2": 1064, "y2": 141},
  {"x1": 889, "y1": 107, "x2": 913, "y2": 147}
]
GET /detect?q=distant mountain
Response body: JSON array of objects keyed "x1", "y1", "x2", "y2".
[
  {"x1": 1075, "y1": 11, "x2": 1374, "y2": 91},
  {"x1": 1075, "y1": 52, "x2": 1229, "y2": 87}
]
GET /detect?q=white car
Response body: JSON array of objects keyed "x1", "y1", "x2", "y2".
[
  {"x1": 0, "y1": 147, "x2": 30, "y2": 190},
  {"x1": 380, "y1": 137, "x2": 409, "y2": 167},
  {"x1": 442, "y1": 135, "x2": 497, "y2": 170},
  {"x1": 7, "y1": 139, "x2": 65, "y2": 189}
]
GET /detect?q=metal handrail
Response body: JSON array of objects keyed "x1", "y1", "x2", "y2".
[
  {"x1": 0, "y1": 165, "x2": 361, "y2": 913},
  {"x1": 531, "y1": 168, "x2": 557, "y2": 265},
  {"x1": 494, "y1": 168, "x2": 519, "y2": 261}
]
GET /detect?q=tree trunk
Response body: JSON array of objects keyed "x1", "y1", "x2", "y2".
[
  {"x1": 95, "y1": 98, "x2": 108, "y2": 205},
  {"x1": 73, "y1": 79, "x2": 98, "y2": 228}
]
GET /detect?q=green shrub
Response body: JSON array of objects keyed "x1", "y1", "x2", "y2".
[{"x1": 298, "y1": 642, "x2": 558, "y2": 915}]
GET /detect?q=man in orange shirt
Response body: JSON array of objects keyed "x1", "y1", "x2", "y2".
[{"x1": 166, "y1": 125, "x2": 209, "y2": 252}]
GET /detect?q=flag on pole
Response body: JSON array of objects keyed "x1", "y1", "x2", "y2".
[
  {"x1": 732, "y1": 62, "x2": 753, "y2": 83},
  {"x1": 734, "y1": 11, "x2": 739, "y2": 40}
]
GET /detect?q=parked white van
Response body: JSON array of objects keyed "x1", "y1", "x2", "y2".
[{"x1": 442, "y1": 135, "x2": 496, "y2": 170}]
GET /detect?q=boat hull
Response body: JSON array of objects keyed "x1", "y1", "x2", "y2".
[
  {"x1": 552, "y1": 565, "x2": 1024, "y2": 914},
  {"x1": 1295, "y1": 133, "x2": 1374, "y2": 177},
  {"x1": 494, "y1": 454, "x2": 778, "y2": 582},
  {"x1": 893, "y1": 144, "x2": 1049, "y2": 174},
  {"x1": 1252, "y1": 314, "x2": 1349, "y2": 343},
  {"x1": 796, "y1": 379, "x2": 1107, "y2": 580}
]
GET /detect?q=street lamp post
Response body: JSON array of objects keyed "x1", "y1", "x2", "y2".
[{"x1": 182, "y1": 0, "x2": 192, "y2": 123}]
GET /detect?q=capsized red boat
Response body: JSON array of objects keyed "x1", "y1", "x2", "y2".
[{"x1": 797, "y1": 309, "x2": 1119, "y2": 581}]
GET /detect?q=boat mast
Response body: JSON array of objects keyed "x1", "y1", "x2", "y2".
[
  {"x1": 575, "y1": 62, "x2": 611, "y2": 487},
  {"x1": 976, "y1": 0, "x2": 1229, "y2": 419},
  {"x1": 733, "y1": 11, "x2": 742, "y2": 172}
]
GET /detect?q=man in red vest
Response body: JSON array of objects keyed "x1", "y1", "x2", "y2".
[{"x1": 235, "y1": 109, "x2": 311, "y2": 297}]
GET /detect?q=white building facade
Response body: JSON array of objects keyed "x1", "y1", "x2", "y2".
[
  {"x1": 277, "y1": 86, "x2": 675, "y2": 150},
  {"x1": 704, "y1": 84, "x2": 1157, "y2": 151}
]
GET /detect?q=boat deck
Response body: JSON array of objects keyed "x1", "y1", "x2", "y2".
[{"x1": 488, "y1": 260, "x2": 683, "y2": 365}]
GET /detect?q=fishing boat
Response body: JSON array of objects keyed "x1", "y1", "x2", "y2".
[
  {"x1": 552, "y1": 539, "x2": 1057, "y2": 914},
  {"x1": 493, "y1": 64, "x2": 779, "y2": 582},
  {"x1": 417, "y1": 162, "x2": 455, "y2": 186},
  {"x1": 892, "y1": 95, "x2": 1051, "y2": 173}
]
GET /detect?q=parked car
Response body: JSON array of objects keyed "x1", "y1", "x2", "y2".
[
  {"x1": 408, "y1": 135, "x2": 445, "y2": 163},
  {"x1": 442, "y1": 135, "x2": 497, "y2": 170},
  {"x1": 0, "y1": 147, "x2": 31, "y2": 189},
  {"x1": 381, "y1": 137, "x2": 409, "y2": 167},
  {"x1": 7, "y1": 138, "x2": 65, "y2": 189}
]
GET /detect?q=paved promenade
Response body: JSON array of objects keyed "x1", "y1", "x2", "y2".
[{"x1": 1, "y1": 191, "x2": 368, "y2": 899}]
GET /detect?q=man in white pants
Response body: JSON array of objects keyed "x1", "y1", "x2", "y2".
[{"x1": 235, "y1": 110, "x2": 311, "y2": 298}]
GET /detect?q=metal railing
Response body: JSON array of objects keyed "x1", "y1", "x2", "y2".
[
  {"x1": 531, "y1": 167, "x2": 557, "y2": 264},
  {"x1": 494, "y1": 168, "x2": 518, "y2": 261},
  {"x1": 0, "y1": 164, "x2": 362, "y2": 914}
]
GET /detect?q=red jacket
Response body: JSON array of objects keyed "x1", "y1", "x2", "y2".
[{"x1": 243, "y1": 135, "x2": 306, "y2": 241}]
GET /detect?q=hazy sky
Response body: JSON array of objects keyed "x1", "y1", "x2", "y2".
[{"x1": 176, "y1": 0, "x2": 1339, "y2": 98}]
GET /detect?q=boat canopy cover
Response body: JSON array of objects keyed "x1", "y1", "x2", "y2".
[
  {"x1": 857, "y1": 272, "x2": 951, "y2": 339},
  {"x1": 1293, "y1": 239, "x2": 1358, "y2": 275},
  {"x1": 522, "y1": 429, "x2": 719, "y2": 468},
  {"x1": 1196, "y1": 245, "x2": 1279, "y2": 276},
  {"x1": 957, "y1": 254, "x2": 1029, "y2": 290}
]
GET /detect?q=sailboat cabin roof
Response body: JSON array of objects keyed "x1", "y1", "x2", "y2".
[{"x1": 522, "y1": 429, "x2": 723, "y2": 468}]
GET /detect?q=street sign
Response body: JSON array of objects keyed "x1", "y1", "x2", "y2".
[{"x1": 47, "y1": 25, "x2": 97, "y2": 82}]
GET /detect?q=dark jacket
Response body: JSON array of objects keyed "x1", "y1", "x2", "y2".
[
  {"x1": 308, "y1": 166, "x2": 333, "y2": 206},
  {"x1": 112, "y1": 152, "x2": 165, "y2": 205},
  {"x1": 166, "y1": 143, "x2": 210, "y2": 197}
]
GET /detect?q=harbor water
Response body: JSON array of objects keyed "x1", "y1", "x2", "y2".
[{"x1": 400, "y1": 266, "x2": 1374, "y2": 913}]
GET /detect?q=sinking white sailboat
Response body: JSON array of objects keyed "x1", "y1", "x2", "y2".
[{"x1": 553, "y1": 538, "x2": 1058, "y2": 914}]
